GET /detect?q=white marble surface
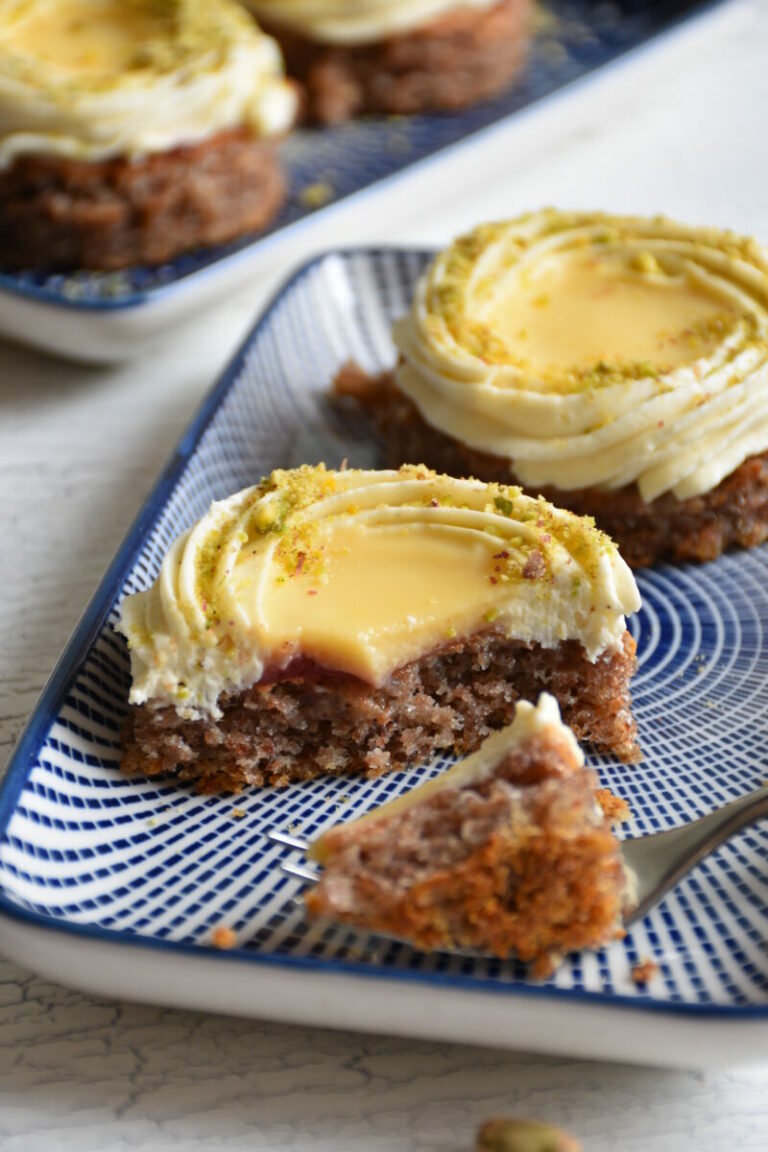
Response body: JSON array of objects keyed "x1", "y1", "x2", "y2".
[{"x1": 1, "y1": 0, "x2": 768, "y2": 1146}]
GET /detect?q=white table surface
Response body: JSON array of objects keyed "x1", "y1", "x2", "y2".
[{"x1": 1, "y1": 1, "x2": 767, "y2": 1147}]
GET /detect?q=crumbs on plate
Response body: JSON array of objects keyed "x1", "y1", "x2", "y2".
[
  {"x1": 631, "y1": 959, "x2": 660, "y2": 986},
  {"x1": 210, "y1": 926, "x2": 238, "y2": 950}
]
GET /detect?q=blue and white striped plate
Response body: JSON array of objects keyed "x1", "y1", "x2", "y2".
[
  {"x1": 0, "y1": 249, "x2": 766, "y2": 1068},
  {"x1": 0, "y1": 0, "x2": 712, "y2": 315}
]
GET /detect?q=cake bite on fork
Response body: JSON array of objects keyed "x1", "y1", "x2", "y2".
[
  {"x1": 272, "y1": 697, "x2": 768, "y2": 976},
  {"x1": 277, "y1": 694, "x2": 633, "y2": 977}
]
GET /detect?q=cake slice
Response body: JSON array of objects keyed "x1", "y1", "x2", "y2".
[
  {"x1": 0, "y1": 0, "x2": 297, "y2": 270},
  {"x1": 306, "y1": 694, "x2": 632, "y2": 974},
  {"x1": 118, "y1": 464, "x2": 641, "y2": 791},
  {"x1": 336, "y1": 209, "x2": 768, "y2": 567}
]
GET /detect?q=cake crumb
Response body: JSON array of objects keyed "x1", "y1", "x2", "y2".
[
  {"x1": 631, "y1": 958, "x2": 660, "y2": 985},
  {"x1": 596, "y1": 788, "x2": 631, "y2": 824},
  {"x1": 211, "y1": 926, "x2": 237, "y2": 950},
  {"x1": 232, "y1": 808, "x2": 246, "y2": 820}
]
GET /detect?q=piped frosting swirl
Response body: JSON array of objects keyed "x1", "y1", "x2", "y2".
[
  {"x1": 118, "y1": 465, "x2": 640, "y2": 720},
  {"x1": 393, "y1": 210, "x2": 768, "y2": 501},
  {"x1": 0, "y1": 0, "x2": 297, "y2": 167}
]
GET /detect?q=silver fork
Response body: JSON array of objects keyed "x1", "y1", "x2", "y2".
[
  {"x1": 268, "y1": 784, "x2": 768, "y2": 928},
  {"x1": 621, "y1": 781, "x2": 768, "y2": 924}
]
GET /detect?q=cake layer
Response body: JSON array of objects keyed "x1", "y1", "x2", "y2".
[
  {"x1": 393, "y1": 210, "x2": 768, "y2": 502},
  {"x1": 0, "y1": 0, "x2": 297, "y2": 167},
  {"x1": 247, "y1": 0, "x2": 498, "y2": 46},
  {"x1": 117, "y1": 465, "x2": 640, "y2": 721},
  {"x1": 306, "y1": 695, "x2": 631, "y2": 972},
  {"x1": 121, "y1": 631, "x2": 639, "y2": 791},
  {"x1": 0, "y1": 129, "x2": 285, "y2": 271}
]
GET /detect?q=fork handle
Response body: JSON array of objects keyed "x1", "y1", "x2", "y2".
[{"x1": 623, "y1": 782, "x2": 768, "y2": 925}]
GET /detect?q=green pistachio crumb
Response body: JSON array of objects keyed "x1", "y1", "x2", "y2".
[
  {"x1": 633, "y1": 251, "x2": 660, "y2": 274},
  {"x1": 299, "y1": 182, "x2": 335, "y2": 209}
]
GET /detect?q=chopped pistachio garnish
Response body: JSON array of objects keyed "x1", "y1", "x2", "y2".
[
  {"x1": 633, "y1": 251, "x2": 660, "y2": 274},
  {"x1": 299, "y1": 182, "x2": 334, "y2": 209}
]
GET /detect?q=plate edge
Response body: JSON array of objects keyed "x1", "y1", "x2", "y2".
[{"x1": 1, "y1": 243, "x2": 766, "y2": 1023}]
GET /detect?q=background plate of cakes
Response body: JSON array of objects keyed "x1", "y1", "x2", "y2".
[
  {"x1": 0, "y1": 218, "x2": 766, "y2": 1070},
  {"x1": 0, "y1": 0, "x2": 717, "y2": 361}
]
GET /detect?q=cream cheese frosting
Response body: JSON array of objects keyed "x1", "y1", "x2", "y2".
[
  {"x1": 393, "y1": 210, "x2": 768, "y2": 502},
  {"x1": 246, "y1": 0, "x2": 497, "y2": 45},
  {"x1": 0, "y1": 0, "x2": 297, "y2": 168},
  {"x1": 311, "y1": 693, "x2": 583, "y2": 860},
  {"x1": 117, "y1": 464, "x2": 640, "y2": 721}
]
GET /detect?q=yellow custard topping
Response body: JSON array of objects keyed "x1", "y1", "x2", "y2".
[
  {"x1": 5, "y1": 0, "x2": 168, "y2": 76},
  {"x1": 0, "y1": 0, "x2": 297, "y2": 167},
  {"x1": 246, "y1": 0, "x2": 497, "y2": 46},
  {"x1": 118, "y1": 465, "x2": 640, "y2": 720},
  {"x1": 254, "y1": 519, "x2": 504, "y2": 684},
  {"x1": 485, "y1": 248, "x2": 735, "y2": 374},
  {"x1": 394, "y1": 210, "x2": 768, "y2": 501}
]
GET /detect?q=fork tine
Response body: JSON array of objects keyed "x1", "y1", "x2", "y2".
[
  {"x1": 281, "y1": 860, "x2": 320, "y2": 883},
  {"x1": 267, "y1": 829, "x2": 318, "y2": 884},
  {"x1": 267, "y1": 830, "x2": 310, "y2": 851}
]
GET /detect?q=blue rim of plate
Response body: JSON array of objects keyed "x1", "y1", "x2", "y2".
[
  {"x1": 1, "y1": 245, "x2": 767, "y2": 1021},
  {"x1": 0, "y1": 0, "x2": 721, "y2": 314}
]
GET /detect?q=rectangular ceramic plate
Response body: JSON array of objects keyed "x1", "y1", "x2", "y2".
[
  {"x1": 1, "y1": 248, "x2": 767, "y2": 1069},
  {"x1": 0, "y1": 0, "x2": 718, "y2": 361}
]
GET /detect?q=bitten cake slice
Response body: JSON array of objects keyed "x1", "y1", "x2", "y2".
[
  {"x1": 306, "y1": 694, "x2": 632, "y2": 974},
  {"x1": 117, "y1": 465, "x2": 641, "y2": 791},
  {"x1": 337, "y1": 210, "x2": 768, "y2": 567}
]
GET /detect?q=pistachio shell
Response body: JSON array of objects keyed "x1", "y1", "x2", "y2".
[{"x1": 476, "y1": 1117, "x2": 582, "y2": 1152}]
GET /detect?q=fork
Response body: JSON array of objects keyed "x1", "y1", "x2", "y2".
[{"x1": 268, "y1": 783, "x2": 768, "y2": 929}]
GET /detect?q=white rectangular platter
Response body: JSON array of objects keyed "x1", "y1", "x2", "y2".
[{"x1": 0, "y1": 249, "x2": 766, "y2": 1069}]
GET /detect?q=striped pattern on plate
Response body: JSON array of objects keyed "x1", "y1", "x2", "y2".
[{"x1": 0, "y1": 249, "x2": 766, "y2": 1014}]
